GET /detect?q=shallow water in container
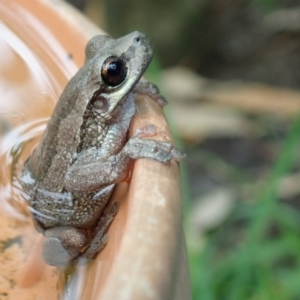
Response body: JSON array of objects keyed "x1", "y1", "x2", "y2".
[{"x1": 0, "y1": 3, "x2": 84, "y2": 298}]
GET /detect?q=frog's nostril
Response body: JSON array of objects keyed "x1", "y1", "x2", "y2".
[{"x1": 134, "y1": 36, "x2": 141, "y2": 43}]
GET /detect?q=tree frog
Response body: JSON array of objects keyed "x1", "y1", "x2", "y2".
[{"x1": 21, "y1": 32, "x2": 184, "y2": 266}]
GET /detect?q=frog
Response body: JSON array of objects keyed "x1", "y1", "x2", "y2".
[{"x1": 21, "y1": 31, "x2": 185, "y2": 266}]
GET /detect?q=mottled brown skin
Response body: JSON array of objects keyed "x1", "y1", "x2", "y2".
[{"x1": 21, "y1": 32, "x2": 185, "y2": 266}]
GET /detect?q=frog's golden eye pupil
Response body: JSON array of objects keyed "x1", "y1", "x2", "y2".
[{"x1": 101, "y1": 56, "x2": 127, "y2": 87}]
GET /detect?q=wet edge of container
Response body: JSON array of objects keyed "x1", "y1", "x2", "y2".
[{"x1": 1, "y1": 0, "x2": 191, "y2": 299}]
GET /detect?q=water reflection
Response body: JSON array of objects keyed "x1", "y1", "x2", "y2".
[{"x1": 0, "y1": 4, "x2": 81, "y2": 299}]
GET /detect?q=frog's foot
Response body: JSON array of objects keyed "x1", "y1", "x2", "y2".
[
  {"x1": 75, "y1": 202, "x2": 119, "y2": 266},
  {"x1": 124, "y1": 137, "x2": 186, "y2": 162},
  {"x1": 131, "y1": 126, "x2": 185, "y2": 162},
  {"x1": 133, "y1": 78, "x2": 167, "y2": 107},
  {"x1": 42, "y1": 226, "x2": 88, "y2": 266}
]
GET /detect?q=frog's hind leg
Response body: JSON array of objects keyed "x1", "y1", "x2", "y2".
[
  {"x1": 75, "y1": 201, "x2": 118, "y2": 265},
  {"x1": 42, "y1": 226, "x2": 89, "y2": 266}
]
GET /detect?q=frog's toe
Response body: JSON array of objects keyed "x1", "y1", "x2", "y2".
[
  {"x1": 133, "y1": 124, "x2": 157, "y2": 138},
  {"x1": 171, "y1": 148, "x2": 186, "y2": 161}
]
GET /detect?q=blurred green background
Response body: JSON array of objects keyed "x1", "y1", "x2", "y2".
[{"x1": 68, "y1": 1, "x2": 300, "y2": 299}]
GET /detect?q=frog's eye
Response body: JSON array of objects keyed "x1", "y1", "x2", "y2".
[{"x1": 101, "y1": 56, "x2": 127, "y2": 87}]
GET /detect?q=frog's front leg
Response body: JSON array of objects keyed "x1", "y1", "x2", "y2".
[
  {"x1": 133, "y1": 78, "x2": 168, "y2": 107},
  {"x1": 64, "y1": 130, "x2": 185, "y2": 193}
]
